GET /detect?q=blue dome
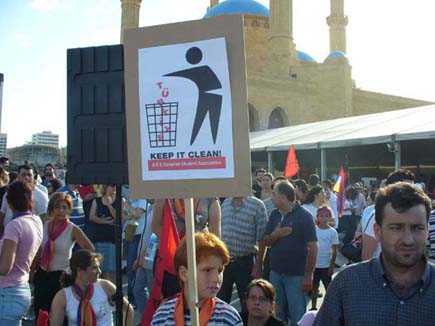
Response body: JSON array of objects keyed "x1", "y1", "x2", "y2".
[
  {"x1": 327, "y1": 51, "x2": 347, "y2": 59},
  {"x1": 204, "y1": 0, "x2": 269, "y2": 18},
  {"x1": 297, "y1": 50, "x2": 317, "y2": 63},
  {"x1": 324, "y1": 51, "x2": 349, "y2": 63}
]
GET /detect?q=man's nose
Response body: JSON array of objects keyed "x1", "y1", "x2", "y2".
[{"x1": 402, "y1": 228, "x2": 415, "y2": 245}]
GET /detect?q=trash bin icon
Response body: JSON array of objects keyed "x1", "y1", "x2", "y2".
[{"x1": 145, "y1": 102, "x2": 178, "y2": 148}]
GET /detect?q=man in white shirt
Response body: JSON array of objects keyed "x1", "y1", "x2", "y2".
[{"x1": 0, "y1": 164, "x2": 49, "y2": 228}]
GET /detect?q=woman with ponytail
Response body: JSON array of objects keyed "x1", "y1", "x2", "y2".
[
  {"x1": 33, "y1": 192, "x2": 95, "y2": 320},
  {"x1": 50, "y1": 249, "x2": 134, "y2": 325}
]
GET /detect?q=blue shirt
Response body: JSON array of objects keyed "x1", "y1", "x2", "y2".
[
  {"x1": 314, "y1": 257, "x2": 435, "y2": 326},
  {"x1": 264, "y1": 203, "x2": 317, "y2": 275},
  {"x1": 57, "y1": 186, "x2": 85, "y2": 228}
]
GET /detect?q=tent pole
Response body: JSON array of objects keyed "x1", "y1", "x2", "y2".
[
  {"x1": 320, "y1": 148, "x2": 326, "y2": 181},
  {"x1": 394, "y1": 141, "x2": 401, "y2": 170},
  {"x1": 268, "y1": 151, "x2": 273, "y2": 173}
]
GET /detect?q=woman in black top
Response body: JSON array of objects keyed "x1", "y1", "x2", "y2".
[{"x1": 241, "y1": 279, "x2": 287, "y2": 326}]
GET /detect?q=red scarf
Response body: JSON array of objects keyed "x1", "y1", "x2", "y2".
[
  {"x1": 72, "y1": 282, "x2": 97, "y2": 326},
  {"x1": 173, "y1": 291, "x2": 216, "y2": 326},
  {"x1": 40, "y1": 219, "x2": 70, "y2": 271}
]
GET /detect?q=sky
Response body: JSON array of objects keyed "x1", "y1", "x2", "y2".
[{"x1": 0, "y1": 0, "x2": 434, "y2": 148}]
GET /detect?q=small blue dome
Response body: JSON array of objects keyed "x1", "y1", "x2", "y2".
[
  {"x1": 327, "y1": 51, "x2": 347, "y2": 59},
  {"x1": 324, "y1": 51, "x2": 349, "y2": 63},
  {"x1": 204, "y1": 0, "x2": 269, "y2": 18},
  {"x1": 297, "y1": 50, "x2": 316, "y2": 63}
]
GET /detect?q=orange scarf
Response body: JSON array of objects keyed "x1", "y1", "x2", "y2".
[
  {"x1": 173, "y1": 291, "x2": 215, "y2": 326},
  {"x1": 174, "y1": 199, "x2": 200, "y2": 221},
  {"x1": 72, "y1": 282, "x2": 96, "y2": 326}
]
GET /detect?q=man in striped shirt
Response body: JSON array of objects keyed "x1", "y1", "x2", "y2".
[{"x1": 217, "y1": 196, "x2": 267, "y2": 309}]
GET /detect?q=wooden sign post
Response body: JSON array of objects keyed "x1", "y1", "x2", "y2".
[{"x1": 124, "y1": 14, "x2": 251, "y2": 324}]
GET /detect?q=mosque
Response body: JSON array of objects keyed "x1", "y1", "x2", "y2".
[{"x1": 120, "y1": 0, "x2": 431, "y2": 132}]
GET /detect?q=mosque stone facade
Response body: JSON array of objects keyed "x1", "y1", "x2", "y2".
[{"x1": 121, "y1": 0, "x2": 431, "y2": 132}]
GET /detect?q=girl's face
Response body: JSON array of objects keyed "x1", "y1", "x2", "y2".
[
  {"x1": 53, "y1": 200, "x2": 71, "y2": 220},
  {"x1": 261, "y1": 176, "x2": 273, "y2": 189},
  {"x1": 106, "y1": 185, "x2": 116, "y2": 196},
  {"x1": 315, "y1": 189, "x2": 326, "y2": 204},
  {"x1": 317, "y1": 211, "x2": 332, "y2": 226}
]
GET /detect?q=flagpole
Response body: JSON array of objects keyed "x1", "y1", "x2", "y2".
[{"x1": 184, "y1": 198, "x2": 200, "y2": 326}]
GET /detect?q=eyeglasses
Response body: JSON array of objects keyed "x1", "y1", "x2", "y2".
[{"x1": 247, "y1": 295, "x2": 271, "y2": 304}]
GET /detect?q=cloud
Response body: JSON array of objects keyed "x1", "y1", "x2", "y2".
[
  {"x1": 29, "y1": 0, "x2": 68, "y2": 11},
  {"x1": 14, "y1": 34, "x2": 32, "y2": 47}
]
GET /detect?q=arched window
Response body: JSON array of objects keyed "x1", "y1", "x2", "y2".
[{"x1": 268, "y1": 107, "x2": 288, "y2": 129}]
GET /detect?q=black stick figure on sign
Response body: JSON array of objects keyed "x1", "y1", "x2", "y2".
[{"x1": 164, "y1": 47, "x2": 222, "y2": 145}]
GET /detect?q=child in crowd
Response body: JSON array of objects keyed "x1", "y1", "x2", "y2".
[
  {"x1": 151, "y1": 232, "x2": 243, "y2": 325},
  {"x1": 310, "y1": 206, "x2": 338, "y2": 311}
]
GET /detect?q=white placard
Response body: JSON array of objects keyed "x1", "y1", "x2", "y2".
[{"x1": 138, "y1": 37, "x2": 234, "y2": 181}]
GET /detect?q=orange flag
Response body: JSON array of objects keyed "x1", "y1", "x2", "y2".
[
  {"x1": 141, "y1": 199, "x2": 180, "y2": 326},
  {"x1": 284, "y1": 145, "x2": 299, "y2": 178}
]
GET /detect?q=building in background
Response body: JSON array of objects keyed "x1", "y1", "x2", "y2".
[
  {"x1": 121, "y1": 0, "x2": 432, "y2": 131},
  {"x1": 0, "y1": 134, "x2": 7, "y2": 157},
  {"x1": 0, "y1": 73, "x2": 7, "y2": 156},
  {"x1": 7, "y1": 144, "x2": 64, "y2": 167},
  {"x1": 31, "y1": 131, "x2": 59, "y2": 148}
]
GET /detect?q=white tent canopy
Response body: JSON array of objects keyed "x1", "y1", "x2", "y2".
[{"x1": 249, "y1": 105, "x2": 435, "y2": 152}]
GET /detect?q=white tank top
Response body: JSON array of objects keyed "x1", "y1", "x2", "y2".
[
  {"x1": 41, "y1": 221, "x2": 75, "y2": 271},
  {"x1": 64, "y1": 280, "x2": 114, "y2": 326}
]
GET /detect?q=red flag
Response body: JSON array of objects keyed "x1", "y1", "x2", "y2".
[
  {"x1": 284, "y1": 145, "x2": 299, "y2": 178},
  {"x1": 141, "y1": 199, "x2": 180, "y2": 326},
  {"x1": 336, "y1": 166, "x2": 346, "y2": 218}
]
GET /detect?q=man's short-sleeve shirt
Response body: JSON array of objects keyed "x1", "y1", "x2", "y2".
[{"x1": 264, "y1": 203, "x2": 317, "y2": 275}]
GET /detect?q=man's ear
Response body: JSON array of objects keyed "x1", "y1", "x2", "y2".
[
  {"x1": 179, "y1": 265, "x2": 188, "y2": 283},
  {"x1": 374, "y1": 222, "x2": 381, "y2": 242}
]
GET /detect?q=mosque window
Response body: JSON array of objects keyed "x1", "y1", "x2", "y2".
[{"x1": 268, "y1": 107, "x2": 287, "y2": 129}]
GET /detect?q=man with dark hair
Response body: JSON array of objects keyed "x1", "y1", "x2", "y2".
[
  {"x1": 262, "y1": 181, "x2": 318, "y2": 325},
  {"x1": 0, "y1": 164, "x2": 48, "y2": 228},
  {"x1": 308, "y1": 174, "x2": 320, "y2": 189},
  {"x1": 252, "y1": 168, "x2": 265, "y2": 199},
  {"x1": 42, "y1": 163, "x2": 57, "y2": 187},
  {"x1": 362, "y1": 168, "x2": 415, "y2": 260},
  {"x1": 315, "y1": 182, "x2": 435, "y2": 325},
  {"x1": 385, "y1": 168, "x2": 416, "y2": 185},
  {"x1": 0, "y1": 157, "x2": 9, "y2": 171}
]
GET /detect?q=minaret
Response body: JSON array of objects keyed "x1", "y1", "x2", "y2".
[
  {"x1": 268, "y1": 0, "x2": 298, "y2": 75},
  {"x1": 327, "y1": 0, "x2": 348, "y2": 53},
  {"x1": 120, "y1": 0, "x2": 142, "y2": 43}
]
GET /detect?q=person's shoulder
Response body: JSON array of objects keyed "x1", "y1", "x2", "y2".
[
  {"x1": 267, "y1": 314, "x2": 287, "y2": 326},
  {"x1": 98, "y1": 278, "x2": 116, "y2": 296},
  {"x1": 247, "y1": 195, "x2": 263, "y2": 205},
  {"x1": 33, "y1": 186, "x2": 48, "y2": 197},
  {"x1": 214, "y1": 297, "x2": 242, "y2": 320},
  {"x1": 154, "y1": 297, "x2": 177, "y2": 317},
  {"x1": 334, "y1": 259, "x2": 372, "y2": 284}
]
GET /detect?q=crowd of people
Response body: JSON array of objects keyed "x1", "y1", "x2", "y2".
[{"x1": 0, "y1": 156, "x2": 434, "y2": 325}]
